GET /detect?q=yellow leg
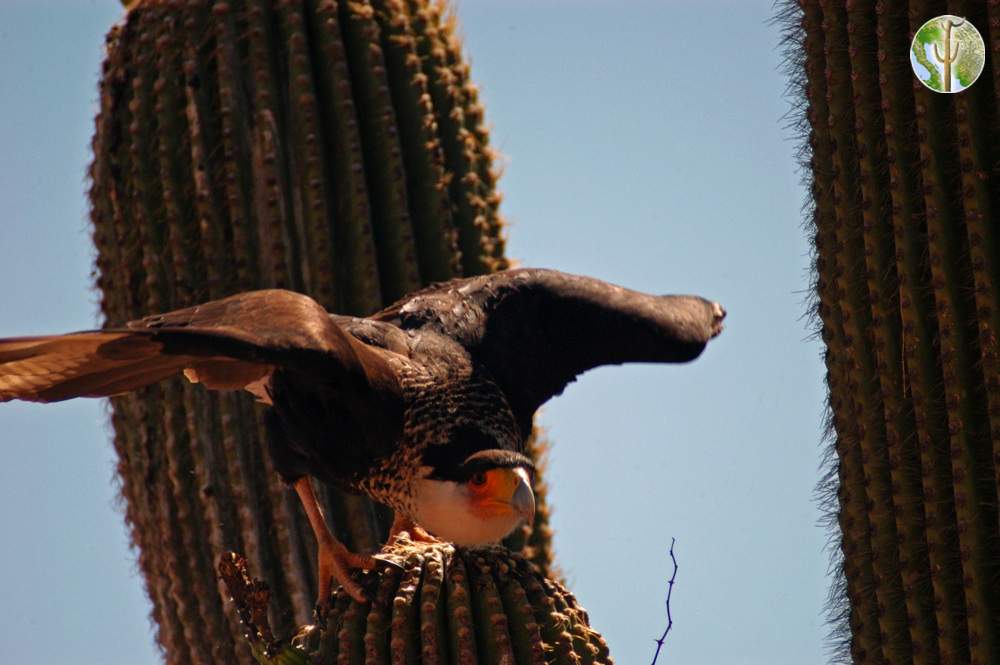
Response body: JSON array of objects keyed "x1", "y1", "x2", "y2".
[
  {"x1": 388, "y1": 512, "x2": 441, "y2": 543},
  {"x1": 294, "y1": 477, "x2": 374, "y2": 605}
]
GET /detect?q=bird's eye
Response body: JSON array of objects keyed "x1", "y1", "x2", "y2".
[{"x1": 469, "y1": 471, "x2": 488, "y2": 487}]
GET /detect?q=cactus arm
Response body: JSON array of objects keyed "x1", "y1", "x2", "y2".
[
  {"x1": 155, "y1": 17, "x2": 199, "y2": 309},
  {"x1": 289, "y1": 1, "x2": 397, "y2": 549},
  {"x1": 91, "y1": 19, "x2": 186, "y2": 657},
  {"x1": 152, "y1": 22, "x2": 249, "y2": 655},
  {"x1": 951, "y1": 39, "x2": 960, "y2": 62},
  {"x1": 406, "y1": 0, "x2": 493, "y2": 276},
  {"x1": 279, "y1": 0, "x2": 338, "y2": 311},
  {"x1": 219, "y1": 5, "x2": 268, "y2": 290},
  {"x1": 134, "y1": 51, "x2": 240, "y2": 638},
  {"x1": 815, "y1": 10, "x2": 897, "y2": 659},
  {"x1": 183, "y1": 39, "x2": 229, "y2": 299},
  {"x1": 338, "y1": 0, "x2": 422, "y2": 302},
  {"x1": 90, "y1": 23, "x2": 171, "y2": 643},
  {"x1": 909, "y1": 1, "x2": 1000, "y2": 659},
  {"x1": 800, "y1": 2, "x2": 882, "y2": 661},
  {"x1": 220, "y1": 3, "x2": 320, "y2": 616},
  {"x1": 181, "y1": 45, "x2": 288, "y2": 643},
  {"x1": 243, "y1": 0, "x2": 294, "y2": 290},
  {"x1": 127, "y1": 14, "x2": 167, "y2": 314},
  {"x1": 369, "y1": 0, "x2": 461, "y2": 283},
  {"x1": 156, "y1": 21, "x2": 244, "y2": 645},
  {"x1": 91, "y1": 26, "x2": 181, "y2": 655},
  {"x1": 242, "y1": 3, "x2": 356, "y2": 597},
  {"x1": 123, "y1": 12, "x2": 220, "y2": 660},
  {"x1": 846, "y1": 3, "x2": 938, "y2": 662},
  {"x1": 951, "y1": 0, "x2": 1000, "y2": 566},
  {"x1": 878, "y1": 4, "x2": 965, "y2": 662},
  {"x1": 819, "y1": 11, "x2": 913, "y2": 657},
  {"x1": 792, "y1": 1, "x2": 1000, "y2": 660},
  {"x1": 435, "y1": 2, "x2": 509, "y2": 270},
  {"x1": 303, "y1": 0, "x2": 384, "y2": 315}
]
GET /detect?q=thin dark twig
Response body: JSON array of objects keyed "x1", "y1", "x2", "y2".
[{"x1": 650, "y1": 537, "x2": 678, "y2": 665}]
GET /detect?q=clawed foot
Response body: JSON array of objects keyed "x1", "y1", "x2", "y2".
[
  {"x1": 294, "y1": 477, "x2": 377, "y2": 609},
  {"x1": 316, "y1": 537, "x2": 375, "y2": 608},
  {"x1": 389, "y1": 513, "x2": 441, "y2": 544}
]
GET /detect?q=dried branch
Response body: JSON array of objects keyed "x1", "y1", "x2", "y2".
[
  {"x1": 650, "y1": 537, "x2": 678, "y2": 665},
  {"x1": 217, "y1": 551, "x2": 282, "y2": 661}
]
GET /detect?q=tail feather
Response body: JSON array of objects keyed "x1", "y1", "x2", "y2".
[
  {"x1": 0, "y1": 332, "x2": 176, "y2": 403},
  {"x1": 28, "y1": 357, "x2": 186, "y2": 402}
]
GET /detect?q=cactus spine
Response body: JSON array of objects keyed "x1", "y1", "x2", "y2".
[
  {"x1": 783, "y1": 1, "x2": 1000, "y2": 663},
  {"x1": 89, "y1": 1, "x2": 558, "y2": 662}
]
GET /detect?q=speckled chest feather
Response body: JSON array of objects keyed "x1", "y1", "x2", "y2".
[{"x1": 355, "y1": 351, "x2": 522, "y2": 516}]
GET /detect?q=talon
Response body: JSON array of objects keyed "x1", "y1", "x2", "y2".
[
  {"x1": 372, "y1": 554, "x2": 405, "y2": 570},
  {"x1": 410, "y1": 525, "x2": 440, "y2": 543},
  {"x1": 293, "y1": 477, "x2": 373, "y2": 606},
  {"x1": 388, "y1": 512, "x2": 442, "y2": 544},
  {"x1": 317, "y1": 539, "x2": 372, "y2": 604}
]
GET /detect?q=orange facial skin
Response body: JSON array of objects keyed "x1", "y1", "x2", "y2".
[{"x1": 467, "y1": 468, "x2": 523, "y2": 519}]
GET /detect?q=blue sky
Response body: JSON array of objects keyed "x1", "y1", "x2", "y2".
[{"x1": 0, "y1": 2, "x2": 828, "y2": 664}]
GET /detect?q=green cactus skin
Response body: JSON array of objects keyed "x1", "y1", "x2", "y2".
[
  {"x1": 782, "y1": 1, "x2": 1000, "y2": 663},
  {"x1": 220, "y1": 543, "x2": 611, "y2": 665},
  {"x1": 90, "y1": 1, "x2": 556, "y2": 662}
]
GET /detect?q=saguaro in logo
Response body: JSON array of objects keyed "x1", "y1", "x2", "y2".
[{"x1": 910, "y1": 15, "x2": 985, "y2": 93}]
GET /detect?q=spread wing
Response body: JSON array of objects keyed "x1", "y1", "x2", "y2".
[
  {"x1": 373, "y1": 268, "x2": 724, "y2": 435},
  {"x1": 0, "y1": 289, "x2": 401, "y2": 410}
]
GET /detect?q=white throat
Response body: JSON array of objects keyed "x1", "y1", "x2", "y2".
[{"x1": 411, "y1": 471, "x2": 524, "y2": 545}]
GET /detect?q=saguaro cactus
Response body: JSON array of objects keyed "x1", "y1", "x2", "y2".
[
  {"x1": 88, "y1": 1, "x2": 560, "y2": 662},
  {"x1": 219, "y1": 541, "x2": 610, "y2": 665},
  {"x1": 933, "y1": 16, "x2": 962, "y2": 92},
  {"x1": 781, "y1": 1, "x2": 1000, "y2": 663}
]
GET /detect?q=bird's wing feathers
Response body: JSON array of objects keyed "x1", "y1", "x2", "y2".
[
  {"x1": 0, "y1": 290, "x2": 400, "y2": 406},
  {"x1": 0, "y1": 333, "x2": 177, "y2": 402},
  {"x1": 374, "y1": 268, "x2": 724, "y2": 433}
]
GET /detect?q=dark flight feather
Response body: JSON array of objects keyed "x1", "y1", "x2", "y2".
[
  {"x1": 373, "y1": 268, "x2": 725, "y2": 435},
  {"x1": 0, "y1": 269, "x2": 722, "y2": 492}
]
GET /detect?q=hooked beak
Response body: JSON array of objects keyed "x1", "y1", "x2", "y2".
[{"x1": 511, "y1": 468, "x2": 535, "y2": 526}]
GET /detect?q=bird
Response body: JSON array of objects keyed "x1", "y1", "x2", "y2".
[{"x1": 0, "y1": 267, "x2": 724, "y2": 605}]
